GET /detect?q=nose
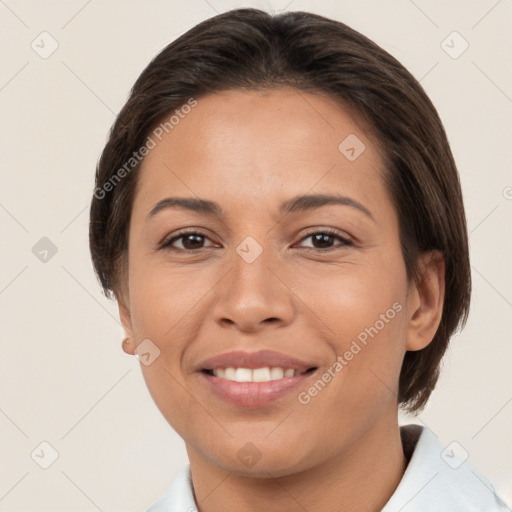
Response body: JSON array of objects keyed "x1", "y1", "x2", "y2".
[{"x1": 212, "y1": 244, "x2": 295, "y2": 333}]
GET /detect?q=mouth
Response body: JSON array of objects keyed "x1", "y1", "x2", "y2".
[{"x1": 196, "y1": 350, "x2": 318, "y2": 407}]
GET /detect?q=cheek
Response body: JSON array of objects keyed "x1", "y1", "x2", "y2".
[
  {"x1": 293, "y1": 254, "x2": 408, "y2": 390},
  {"x1": 128, "y1": 256, "x2": 207, "y2": 340}
]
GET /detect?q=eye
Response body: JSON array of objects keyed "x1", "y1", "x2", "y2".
[
  {"x1": 159, "y1": 228, "x2": 353, "y2": 252},
  {"x1": 296, "y1": 229, "x2": 353, "y2": 250},
  {"x1": 160, "y1": 230, "x2": 216, "y2": 251}
]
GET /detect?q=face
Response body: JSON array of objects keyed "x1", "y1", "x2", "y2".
[{"x1": 119, "y1": 87, "x2": 433, "y2": 477}]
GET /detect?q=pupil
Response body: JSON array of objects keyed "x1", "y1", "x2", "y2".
[
  {"x1": 314, "y1": 233, "x2": 333, "y2": 248},
  {"x1": 183, "y1": 234, "x2": 203, "y2": 249},
  {"x1": 180, "y1": 233, "x2": 335, "y2": 250}
]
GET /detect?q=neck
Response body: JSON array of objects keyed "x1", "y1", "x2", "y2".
[{"x1": 187, "y1": 416, "x2": 407, "y2": 512}]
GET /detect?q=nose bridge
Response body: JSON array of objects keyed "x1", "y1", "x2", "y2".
[{"x1": 230, "y1": 236, "x2": 278, "y2": 299}]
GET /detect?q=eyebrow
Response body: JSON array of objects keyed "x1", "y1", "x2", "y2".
[{"x1": 148, "y1": 194, "x2": 374, "y2": 221}]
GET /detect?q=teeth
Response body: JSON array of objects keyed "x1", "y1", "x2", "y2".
[
  {"x1": 224, "y1": 367, "x2": 236, "y2": 380},
  {"x1": 252, "y1": 367, "x2": 271, "y2": 382},
  {"x1": 212, "y1": 367, "x2": 301, "y2": 382},
  {"x1": 234, "y1": 368, "x2": 252, "y2": 382},
  {"x1": 269, "y1": 367, "x2": 284, "y2": 380}
]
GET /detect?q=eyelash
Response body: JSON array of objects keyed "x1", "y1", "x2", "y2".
[{"x1": 159, "y1": 228, "x2": 353, "y2": 252}]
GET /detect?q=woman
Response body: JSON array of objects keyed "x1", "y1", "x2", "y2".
[{"x1": 89, "y1": 8, "x2": 507, "y2": 511}]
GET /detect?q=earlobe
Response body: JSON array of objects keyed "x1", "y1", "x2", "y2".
[
  {"x1": 122, "y1": 337, "x2": 135, "y2": 355},
  {"x1": 405, "y1": 250, "x2": 445, "y2": 352},
  {"x1": 117, "y1": 293, "x2": 135, "y2": 355}
]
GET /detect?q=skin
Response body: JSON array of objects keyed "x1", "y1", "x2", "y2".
[{"x1": 118, "y1": 87, "x2": 445, "y2": 512}]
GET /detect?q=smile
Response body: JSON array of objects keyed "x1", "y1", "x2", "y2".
[
  {"x1": 196, "y1": 350, "x2": 318, "y2": 407},
  {"x1": 205, "y1": 367, "x2": 311, "y2": 382}
]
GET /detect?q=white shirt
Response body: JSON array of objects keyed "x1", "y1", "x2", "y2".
[{"x1": 147, "y1": 424, "x2": 508, "y2": 511}]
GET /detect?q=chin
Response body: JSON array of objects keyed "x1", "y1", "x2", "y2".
[{"x1": 203, "y1": 436, "x2": 317, "y2": 478}]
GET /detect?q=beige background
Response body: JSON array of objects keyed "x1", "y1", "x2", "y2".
[{"x1": 1, "y1": 0, "x2": 511, "y2": 510}]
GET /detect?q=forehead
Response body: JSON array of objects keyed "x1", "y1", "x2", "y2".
[{"x1": 134, "y1": 87, "x2": 390, "y2": 219}]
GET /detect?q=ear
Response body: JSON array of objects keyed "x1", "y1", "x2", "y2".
[
  {"x1": 117, "y1": 291, "x2": 135, "y2": 355},
  {"x1": 405, "y1": 250, "x2": 445, "y2": 351}
]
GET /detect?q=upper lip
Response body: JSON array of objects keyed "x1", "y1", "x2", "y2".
[{"x1": 197, "y1": 350, "x2": 317, "y2": 372}]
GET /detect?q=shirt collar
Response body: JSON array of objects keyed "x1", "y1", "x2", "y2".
[{"x1": 147, "y1": 424, "x2": 508, "y2": 512}]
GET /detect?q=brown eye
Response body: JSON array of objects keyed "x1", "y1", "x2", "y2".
[
  {"x1": 298, "y1": 230, "x2": 353, "y2": 250},
  {"x1": 161, "y1": 231, "x2": 215, "y2": 251}
]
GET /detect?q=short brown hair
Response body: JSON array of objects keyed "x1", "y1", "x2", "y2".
[{"x1": 89, "y1": 8, "x2": 471, "y2": 413}]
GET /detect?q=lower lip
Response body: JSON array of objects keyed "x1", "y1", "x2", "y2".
[{"x1": 199, "y1": 371, "x2": 316, "y2": 408}]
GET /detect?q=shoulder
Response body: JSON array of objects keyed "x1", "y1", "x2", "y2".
[
  {"x1": 382, "y1": 424, "x2": 508, "y2": 512},
  {"x1": 146, "y1": 465, "x2": 196, "y2": 512}
]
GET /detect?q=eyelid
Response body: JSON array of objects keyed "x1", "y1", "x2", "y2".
[
  {"x1": 159, "y1": 226, "x2": 354, "y2": 252},
  {"x1": 159, "y1": 228, "x2": 217, "y2": 250},
  {"x1": 295, "y1": 227, "x2": 353, "y2": 248}
]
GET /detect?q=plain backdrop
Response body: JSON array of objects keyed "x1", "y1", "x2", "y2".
[{"x1": 0, "y1": 0, "x2": 511, "y2": 510}]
